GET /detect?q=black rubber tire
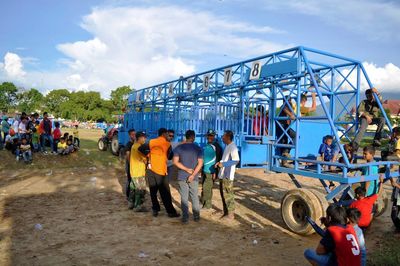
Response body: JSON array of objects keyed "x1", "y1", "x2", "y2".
[
  {"x1": 98, "y1": 139, "x2": 107, "y2": 151},
  {"x1": 374, "y1": 190, "x2": 389, "y2": 218},
  {"x1": 281, "y1": 188, "x2": 323, "y2": 235},
  {"x1": 111, "y1": 135, "x2": 119, "y2": 156}
]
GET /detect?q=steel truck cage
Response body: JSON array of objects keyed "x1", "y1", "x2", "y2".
[{"x1": 125, "y1": 46, "x2": 399, "y2": 234}]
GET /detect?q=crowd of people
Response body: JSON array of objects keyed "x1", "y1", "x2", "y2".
[
  {"x1": 0, "y1": 111, "x2": 80, "y2": 164},
  {"x1": 122, "y1": 127, "x2": 239, "y2": 223}
]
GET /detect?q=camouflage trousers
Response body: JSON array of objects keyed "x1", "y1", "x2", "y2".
[{"x1": 220, "y1": 178, "x2": 235, "y2": 214}]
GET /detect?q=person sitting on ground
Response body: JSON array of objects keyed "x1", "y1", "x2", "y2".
[
  {"x1": 304, "y1": 205, "x2": 361, "y2": 266},
  {"x1": 53, "y1": 122, "x2": 62, "y2": 152},
  {"x1": 349, "y1": 175, "x2": 384, "y2": 230},
  {"x1": 57, "y1": 137, "x2": 68, "y2": 155},
  {"x1": 352, "y1": 88, "x2": 385, "y2": 150},
  {"x1": 346, "y1": 208, "x2": 366, "y2": 266},
  {"x1": 361, "y1": 146, "x2": 380, "y2": 196},
  {"x1": 66, "y1": 137, "x2": 75, "y2": 154},
  {"x1": 11, "y1": 138, "x2": 21, "y2": 161},
  {"x1": 31, "y1": 127, "x2": 40, "y2": 152},
  {"x1": 73, "y1": 124, "x2": 80, "y2": 147},
  {"x1": 129, "y1": 131, "x2": 148, "y2": 212},
  {"x1": 173, "y1": 130, "x2": 204, "y2": 224},
  {"x1": 5, "y1": 133, "x2": 15, "y2": 151},
  {"x1": 338, "y1": 143, "x2": 354, "y2": 164},
  {"x1": 20, "y1": 138, "x2": 32, "y2": 164},
  {"x1": 63, "y1": 132, "x2": 69, "y2": 141}
]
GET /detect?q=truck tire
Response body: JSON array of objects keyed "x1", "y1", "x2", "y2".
[
  {"x1": 111, "y1": 135, "x2": 119, "y2": 156},
  {"x1": 98, "y1": 139, "x2": 107, "y2": 151},
  {"x1": 281, "y1": 188, "x2": 323, "y2": 235}
]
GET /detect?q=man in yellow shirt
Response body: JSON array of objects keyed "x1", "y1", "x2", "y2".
[
  {"x1": 129, "y1": 131, "x2": 148, "y2": 211},
  {"x1": 139, "y1": 128, "x2": 179, "y2": 218}
]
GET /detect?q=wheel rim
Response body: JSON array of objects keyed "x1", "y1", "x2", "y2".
[
  {"x1": 291, "y1": 200, "x2": 310, "y2": 226},
  {"x1": 99, "y1": 141, "x2": 104, "y2": 150},
  {"x1": 112, "y1": 139, "x2": 118, "y2": 152}
]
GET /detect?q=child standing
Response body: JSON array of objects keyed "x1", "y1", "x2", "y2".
[
  {"x1": 53, "y1": 122, "x2": 62, "y2": 152},
  {"x1": 362, "y1": 146, "x2": 379, "y2": 196},
  {"x1": 129, "y1": 131, "x2": 148, "y2": 211},
  {"x1": 73, "y1": 125, "x2": 80, "y2": 147},
  {"x1": 20, "y1": 138, "x2": 32, "y2": 164},
  {"x1": 347, "y1": 208, "x2": 366, "y2": 266},
  {"x1": 31, "y1": 126, "x2": 40, "y2": 152}
]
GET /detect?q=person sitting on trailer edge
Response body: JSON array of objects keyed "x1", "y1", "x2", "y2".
[
  {"x1": 304, "y1": 205, "x2": 361, "y2": 266},
  {"x1": 350, "y1": 175, "x2": 384, "y2": 230},
  {"x1": 352, "y1": 88, "x2": 385, "y2": 150}
]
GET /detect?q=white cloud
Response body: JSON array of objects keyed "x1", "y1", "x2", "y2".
[
  {"x1": 362, "y1": 62, "x2": 400, "y2": 92},
  {"x1": 3, "y1": 52, "x2": 26, "y2": 78},
  {"x1": 256, "y1": 0, "x2": 400, "y2": 41}
]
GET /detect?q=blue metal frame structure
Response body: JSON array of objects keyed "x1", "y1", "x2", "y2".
[{"x1": 125, "y1": 46, "x2": 399, "y2": 202}]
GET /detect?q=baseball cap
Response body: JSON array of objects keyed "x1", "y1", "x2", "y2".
[
  {"x1": 136, "y1": 131, "x2": 147, "y2": 139},
  {"x1": 206, "y1": 129, "x2": 216, "y2": 136}
]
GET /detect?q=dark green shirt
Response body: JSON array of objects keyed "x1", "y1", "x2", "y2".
[{"x1": 358, "y1": 98, "x2": 382, "y2": 118}]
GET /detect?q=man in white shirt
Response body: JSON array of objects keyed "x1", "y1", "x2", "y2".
[{"x1": 216, "y1": 130, "x2": 240, "y2": 220}]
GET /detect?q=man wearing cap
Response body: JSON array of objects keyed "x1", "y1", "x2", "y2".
[
  {"x1": 201, "y1": 129, "x2": 223, "y2": 210},
  {"x1": 129, "y1": 131, "x2": 148, "y2": 212},
  {"x1": 352, "y1": 88, "x2": 386, "y2": 150}
]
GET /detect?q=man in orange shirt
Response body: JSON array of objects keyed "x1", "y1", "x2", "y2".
[
  {"x1": 140, "y1": 128, "x2": 180, "y2": 218},
  {"x1": 350, "y1": 175, "x2": 384, "y2": 229}
]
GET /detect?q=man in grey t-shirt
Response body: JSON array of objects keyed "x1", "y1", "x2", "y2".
[{"x1": 173, "y1": 130, "x2": 203, "y2": 223}]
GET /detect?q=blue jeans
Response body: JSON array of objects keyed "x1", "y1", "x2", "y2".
[
  {"x1": 22, "y1": 150, "x2": 32, "y2": 162},
  {"x1": 32, "y1": 143, "x2": 40, "y2": 152},
  {"x1": 178, "y1": 180, "x2": 200, "y2": 220},
  {"x1": 304, "y1": 249, "x2": 336, "y2": 266},
  {"x1": 41, "y1": 134, "x2": 54, "y2": 152}
]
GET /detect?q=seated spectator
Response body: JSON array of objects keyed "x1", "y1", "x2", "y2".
[
  {"x1": 304, "y1": 205, "x2": 361, "y2": 266},
  {"x1": 350, "y1": 175, "x2": 384, "y2": 230},
  {"x1": 11, "y1": 138, "x2": 21, "y2": 161},
  {"x1": 66, "y1": 137, "x2": 77, "y2": 153},
  {"x1": 338, "y1": 143, "x2": 354, "y2": 164},
  {"x1": 57, "y1": 137, "x2": 68, "y2": 155},
  {"x1": 20, "y1": 138, "x2": 32, "y2": 164}
]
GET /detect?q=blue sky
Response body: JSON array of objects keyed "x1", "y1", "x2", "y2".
[{"x1": 0, "y1": 0, "x2": 399, "y2": 97}]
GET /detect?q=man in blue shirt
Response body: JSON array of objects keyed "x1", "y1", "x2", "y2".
[
  {"x1": 173, "y1": 130, "x2": 203, "y2": 224},
  {"x1": 201, "y1": 129, "x2": 223, "y2": 210}
]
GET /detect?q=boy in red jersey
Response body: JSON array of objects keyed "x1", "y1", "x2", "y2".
[
  {"x1": 350, "y1": 175, "x2": 384, "y2": 230},
  {"x1": 304, "y1": 205, "x2": 361, "y2": 266}
]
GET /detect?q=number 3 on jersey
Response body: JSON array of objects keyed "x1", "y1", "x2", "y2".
[
  {"x1": 250, "y1": 61, "x2": 261, "y2": 80},
  {"x1": 346, "y1": 234, "x2": 360, "y2": 256}
]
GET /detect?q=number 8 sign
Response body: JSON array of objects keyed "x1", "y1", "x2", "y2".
[{"x1": 250, "y1": 60, "x2": 261, "y2": 80}]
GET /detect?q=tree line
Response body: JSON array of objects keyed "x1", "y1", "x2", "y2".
[{"x1": 0, "y1": 82, "x2": 133, "y2": 122}]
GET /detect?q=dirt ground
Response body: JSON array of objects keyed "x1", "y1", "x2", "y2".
[{"x1": 0, "y1": 129, "x2": 397, "y2": 265}]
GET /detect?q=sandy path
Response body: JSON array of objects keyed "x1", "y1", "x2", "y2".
[{"x1": 0, "y1": 146, "x2": 395, "y2": 265}]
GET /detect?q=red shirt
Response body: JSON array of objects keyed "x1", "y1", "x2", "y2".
[
  {"x1": 252, "y1": 116, "x2": 268, "y2": 136},
  {"x1": 327, "y1": 225, "x2": 361, "y2": 266},
  {"x1": 53, "y1": 128, "x2": 62, "y2": 140},
  {"x1": 350, "y1": 194, "x2": 378, "y2": 227}
]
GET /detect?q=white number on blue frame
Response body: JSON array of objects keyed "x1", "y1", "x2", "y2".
[
  {"x1": 187, "y1": 78, "x2": 192, "y2": 92},
  {"x1": 224, "y1": 67, "x2": 232, "y2": 86},
  {"x1": 250, "y1": 60, "x2": 262, "y2": 80},
  {"x1": 203, "y1": 74, "x2": 210, "y2": 91}
]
